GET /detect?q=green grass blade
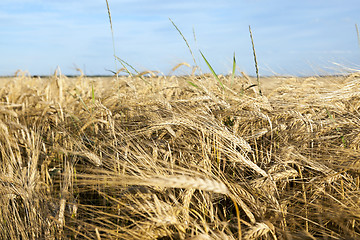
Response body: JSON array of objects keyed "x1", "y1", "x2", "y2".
[
  {"x1": 105, "y1": 0, "x2": 117, "y2": 78},
  {"x1": 199, "y1": 50, "x2": 225, "y2": 91},
  {"x1": 91, "y1": 84, "x2": 95, "y2": 104},
  {"x1": 187, "y1": 80, "x2": 199, "y2": 88},
  {"x1": 114, "y1": 56, "x2": 133, "y2": 76},
  {"x1": 104, "y1": 68, "x2": 117, "y2": 75},
  {"x1": 115, "y1": 56, "x2": 151, "y2": 85},
  {"x1": 231, "y1": 52, "x2": 236, "y2": 86},
  {"x1": 249, "y1": 25, "x2": 262, "y2": 96},
  {"x1": 68, "y1": 89, "x2": 90, "y2": 113},
  {"x1": 169, "y1": 18, "x2": 198, "y2": 67},
  {"x1": 78, "y1": 94, "x2": 90, "y2": 113}
]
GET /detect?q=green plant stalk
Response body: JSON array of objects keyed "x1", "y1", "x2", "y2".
[
  {"x1": 169, "y1": 18, "x2": 198, "y2": 67},
  {"x1": 187, "y1": 80, "x2": 199, "y2": 88},
  {"x1": 92, "y1": 84, "x2": 95, "y2": 104},
  {"x1": 68, "y1": 89, "x2": 90, "y2": 113},
  {"x1": 105, "y1": 0, "x2": 118, "y2": 78},
  {"x1": 231, "y1": 52, "x2": 236, "y2": 86},
  {"x1": 249, "y1": 25, "x2": 262, "y2": 96},
  {"x1": 200, "y1": 50, "x2": 225, "y2": 91},
  {"x1": 192, "y1": 26, "x2": 197, "y2": 43},
  {"x1": 115, "y1": 56, "x2": 151, "y2": 85}
]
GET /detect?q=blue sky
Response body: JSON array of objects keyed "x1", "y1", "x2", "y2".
[{"x1": 1, "y1": 0, "x2": 359, "y2": 76}]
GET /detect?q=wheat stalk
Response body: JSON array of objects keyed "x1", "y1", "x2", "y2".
[
  {"x1": 105, "y1": 0, "x2": 117, "y2": 76},
  {"x1": 243, "y1": 222, "x2": 272, "y2": 240},
  {"x1": 147, "y1": 175, "x2": 229, "y2": 195},
  {"x1": 248, "y1": 25, "x2": 262, "y2": 96}
]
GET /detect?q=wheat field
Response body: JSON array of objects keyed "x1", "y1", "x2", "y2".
[{"x1": 0, "y1": 71, "x2": 360, "y2": 239}]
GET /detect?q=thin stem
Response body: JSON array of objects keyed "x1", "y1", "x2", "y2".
[
  {"x1": 249, "y1": 25, "x2": 262, "y2": 96},
  {"x1": 105, "y1": 0, "x2": 118, "y2": 79}
]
